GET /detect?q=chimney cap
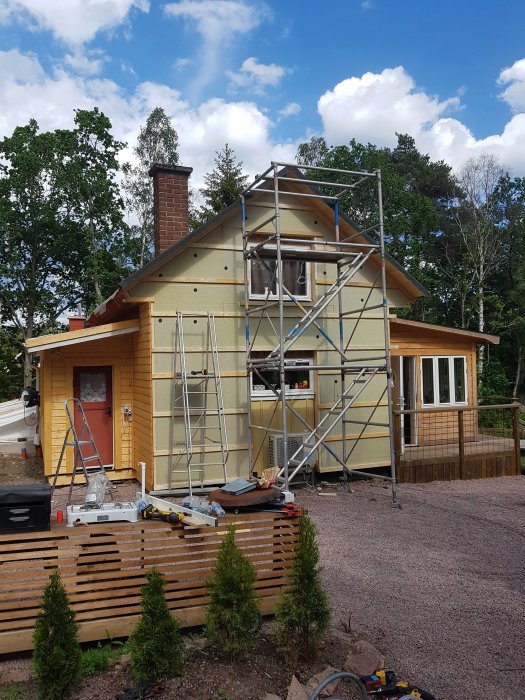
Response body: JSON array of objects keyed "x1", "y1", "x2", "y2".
[{"x1": 148, "y1": 163, "x2": 193, "y2": 177}]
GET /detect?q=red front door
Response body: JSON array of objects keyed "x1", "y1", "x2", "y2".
[{"x1": 73, "y1": 366, "x2": 113, "y2": 468}]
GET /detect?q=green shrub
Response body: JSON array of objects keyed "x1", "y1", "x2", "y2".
[
  {"x1": 204, "y1": 524, "x2": 260, "y2": 660},
  {"x1": 275, "y1": 510, "x2": 330, "y2": 663},
  {"x1": 32, "y1": 570, "x2": 81, "y2": 700},
  {"x1": 128, "y1": 569, "x2": 184, "y2": 683}
]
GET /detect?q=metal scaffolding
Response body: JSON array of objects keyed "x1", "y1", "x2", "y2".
[{"x1": 241, "y1": 161, "x2": 398, "y2": 503}]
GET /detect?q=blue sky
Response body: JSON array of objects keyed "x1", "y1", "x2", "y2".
[{"x1": 1, "y1": 0, "x2": 525, "y2": 189}]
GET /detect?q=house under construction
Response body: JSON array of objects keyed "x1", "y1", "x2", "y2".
[{"x1": 26, "y1": 161, "x2": 434, "y2": 494}]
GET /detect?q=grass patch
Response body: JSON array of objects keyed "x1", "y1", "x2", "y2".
[
  {"x1": 0, "y1": 685, "x2": 27, "y2": 700},
  {"x1": 80, "y1": 639, "x2": 126, "y2": 679}
]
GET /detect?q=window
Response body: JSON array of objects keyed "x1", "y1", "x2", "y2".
[
  {"x1": 421, "y1": 356, "x2": 467, "y2": 406},
  {"x1": 249, "y1": 248, "x2": 310, "y2": 300},
  {"x1": 251, "y1": 353, "x2": 314, "y2": 399}
]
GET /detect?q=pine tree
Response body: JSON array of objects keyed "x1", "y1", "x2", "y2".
[
  {"x1": 128, "y1": 569, "x2": 184, "y2": 683},
  {"x1": 198, "y1": 144, "x2": 248, "y2": 224},
  {"x1": 32, "y1": 570, "x2": 81, "y2": 700},
  {"x1": 275, "y1": 510, "x2": 330, "y2": 662},
  {"x1": 204, "y1": 524, "x2": 260, "y2": 660}
]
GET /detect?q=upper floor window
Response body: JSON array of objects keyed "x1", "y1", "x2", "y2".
[
  {"x1": 421, "y1": 356, "x2": 467, "y2": 406},
  {"x1": 249, "y1": 248, "x2": 311, "y2": 301}
]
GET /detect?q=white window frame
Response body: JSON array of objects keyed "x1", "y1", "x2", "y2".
[
  {"x1": 420, "y1": 355, "x2": 468, "y2": 407},
  {"x1": 251, "y1": 357, "x2": 314, "y2": 400},
  {"x1": 248, "y1": 245, "x2": 311, "y2": 302}
]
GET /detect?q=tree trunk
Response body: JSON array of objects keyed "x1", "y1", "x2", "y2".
[
  {"x1": 23, "y1": 320, "x2": 33, "y2": 388},
  {"x1": 513, "y1": 343, "x2": 522, "y2": 399},
  {"x1": 478, "y1": 264, "x2": 485, "y2": 377},
  {"x1": 460, "y1": 287, "x2": 466, "y2": 328},
  {"x1": 140, "y1": 224, "x2": 146, "y2": 268},
  {"x1": 90, "y1": 217, "x2": 102, "y2": 304}
]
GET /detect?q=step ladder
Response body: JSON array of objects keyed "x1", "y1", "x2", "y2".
[
  {"x1": 169, "y1": 312, "x2": 229, "y2": 495},
  {"x1": 51, "y1": 398, "x2": 106, "y2": 504}
]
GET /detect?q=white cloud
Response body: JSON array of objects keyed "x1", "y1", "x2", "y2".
[
  {"x1": 498, "y1": 58, "x2": 525, "y2": 113},
  {"x1": 173, "y1": 57, "x2": 192, "y2": 71},
  {"x1": 318, "y1": 66, "x2": 459, "y2": 148},
  {"x1": 317, "y1": 65, "x2": 525, "y2": 175},
  {"x1": 0, "y1": 49, "x2": 295, "y2": 192},
  {"x1": 164, "y1": 0, "x2": 266, "y2": 41},
  {"x1": 227, "y1": 56, "x2": 287, "y2": 93},
  {"x1": 0, "y1": 0, "x2": 149, "y2": 45},
  {"x1": 278, "y1": 102, "x2": 301, "y2": 118},
  {"x1": 421, "y1": 113, "x2": 525, "y2": 175},
  {"x1": 164, "y1": 1, "x2": 270, "y2": 97},
  {"x1": 64, "y1": 50, "x2": 107, "y2": 76}
]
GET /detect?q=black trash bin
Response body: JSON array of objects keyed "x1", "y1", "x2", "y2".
[{"x1": 0, "y1": 484, "x2": 51, "y2": 534}]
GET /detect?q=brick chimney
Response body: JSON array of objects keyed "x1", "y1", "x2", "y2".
[
  {"x1": 149, "y1": 164, "x2": 193, "y2": 257},
  {"x1": 68, "y1": 315, "x2": 86, "y2": 331}
]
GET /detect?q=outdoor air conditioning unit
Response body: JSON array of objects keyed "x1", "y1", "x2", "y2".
[{"x1": 268, "y1": 433, "x2": 315, "y2": 469}]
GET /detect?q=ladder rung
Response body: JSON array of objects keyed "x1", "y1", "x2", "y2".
[
  {"x1": 183, "y1": 373, "x2": 217, "y2": 378},
  {"x1": 186, "y1": 391, "x2": 219, "y2": 395},
  {"x1": 188, "y1": 462, "x2": 226, "y2": 468},
  {"x1": 188, "y1": 443, "x2": 221, "y2": 449}
]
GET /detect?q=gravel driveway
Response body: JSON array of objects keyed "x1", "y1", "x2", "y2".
[{"x1": 296, "y1": 476, "x2": 525, "y2": 700}]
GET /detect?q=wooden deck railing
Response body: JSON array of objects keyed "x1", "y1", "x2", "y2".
[
  {"x1": 0, "y1": 512, "x2": 297, "y2": 654},
  {"x1": 392, "y1": 403, "x2": 522, "y2": 483}
]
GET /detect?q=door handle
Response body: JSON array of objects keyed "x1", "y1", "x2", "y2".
[{"x1": 106, "y1": 407, "x2": 112, "y2": 418}]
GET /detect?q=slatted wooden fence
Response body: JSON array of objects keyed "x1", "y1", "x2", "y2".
[{"x1": 0, "y1": 512, "x2": 297, "y2": 654}]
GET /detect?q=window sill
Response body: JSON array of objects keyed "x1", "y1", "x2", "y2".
[
  {"x1": 421, "y1": 402, "x2": 468, "y2": 408},
  {"x1": 251, "y1": 392, "x2": 315, "y2": 401},
  {"x1": 247, "y1": 297, "x2": 312, "y2": 304}
]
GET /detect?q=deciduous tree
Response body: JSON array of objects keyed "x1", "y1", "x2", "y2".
[
  {"x1": 453, "y1": 154, "x2": 506, "y2": 373},
  {"x1": 123, "y1": 107, "x2": 179, "y2": 265},
  {"x1": 0, "y1": 120, "x2": 83, "y2": 384},
  {"x1": 0, "y1": 111, "x2": 134, "y2": 386},
  {"x1": 63, "y1": 108, "x2": 129, "y2": 307}
]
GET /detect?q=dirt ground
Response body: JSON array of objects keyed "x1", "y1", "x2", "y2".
[{"x1": 0, "y1": 456, "x2": 523, "y2": 699}]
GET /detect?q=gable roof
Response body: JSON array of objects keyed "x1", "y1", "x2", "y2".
[{"x1": 88, "y1": 164, "x2": 428, "y2": 325}]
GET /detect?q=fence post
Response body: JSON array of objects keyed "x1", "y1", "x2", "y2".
[
  {"x1": 512, "y1": 403, "x2": 521, "y2": 476},
  {"x1": 458, "y1": 409, "x2": 465, "y2": 479}
]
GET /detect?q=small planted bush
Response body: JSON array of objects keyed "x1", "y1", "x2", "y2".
[
  {"x1": 205, "y1": 524, "x2": 260, "y2": 660},
  {"x1": 32, "y1": 570, "x2": 82, "y2": 700},
  {"x1": 128, "y1": 569, "x2": 184, "y2": 683},
  {"x1": 275, "y1": 510, "x2": 330, "y2": 662}
]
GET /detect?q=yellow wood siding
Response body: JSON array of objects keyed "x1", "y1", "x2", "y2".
[
  {"x1": 132, "y1": 303, "x2": 154, "y2": 490},
  {"x1": 41, "y1": 335, "x2": 134, "y2": 480}
]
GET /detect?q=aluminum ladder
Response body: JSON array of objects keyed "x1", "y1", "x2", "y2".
[
  {"x1": 170, "y1": 312, "x2": 229, "y2": 495},
  {"x1": 51, "y1": 398, "x2": 105, "y2": 503}
]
